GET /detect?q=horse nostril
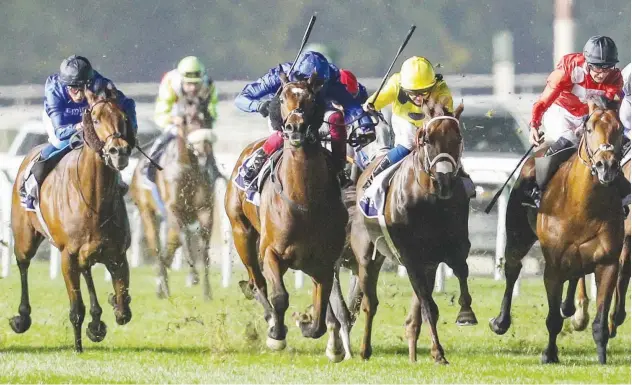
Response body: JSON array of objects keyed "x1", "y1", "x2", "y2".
[
  {"x1": 285, "y1": 124, "x2": 294, "y2": 132},
  {"x1": 595, "y1": 160, "x2": 604, "y2": 169}
]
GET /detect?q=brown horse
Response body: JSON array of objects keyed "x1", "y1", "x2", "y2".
[
  {"x1": 490, "y1": 98, "x2": 625, "y2": 364},
  {"x1": 10, "y1": 83, "x2": 133, "y2": 352},
  {"x1": 130, "y1": 96, "x2": 219, "y2": 300},
  {"x1": 349, "y1": 101, "x2": 474, "y2": 363},
  {"x1": 225, "y1": 71, "x2": 347, "y2": 354},
  {"x1": 567, "y1": 158, "x2": 630, "y2": 337}
]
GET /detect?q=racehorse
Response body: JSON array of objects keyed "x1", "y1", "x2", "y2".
[
  {"x1": 489, "y1": 97, "x2": 625, "y2": 364},
  {"x1": 130, "y1": 96, "x2": 220, "y2": 301},
  {"x1": 225, "y1": 70, "x2": 348, "y2": 355},
  {"x1": 348, "y1": 101, "x2": 474, "y2": 363},
  {"x1": 10, "y1": 82, "x2": 134, "y2": 352},
  {"x1": 568, "y1": 154, "x2": 630, "y2": 338}
]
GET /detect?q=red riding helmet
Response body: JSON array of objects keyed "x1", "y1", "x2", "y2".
[{"x1": 339, "y1": 69, "x2": 359, "y2": 96}]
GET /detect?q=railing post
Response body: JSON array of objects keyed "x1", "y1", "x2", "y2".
[{"x1": 493, "y1": 31, "x2": 515, "y2": 101}]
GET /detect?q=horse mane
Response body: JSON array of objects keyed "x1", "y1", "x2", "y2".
[
  {"x1": 588, "y1": 95, "x2": 620, "y2": 112},
  {"x1": 82, "y1": 110, "x2": 105, "y2": 152},
  {"x1": 82, "y1": 79, "x2": 122, "y2": 152}
]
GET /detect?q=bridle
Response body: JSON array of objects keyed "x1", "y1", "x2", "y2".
[
  {"x1": 83, "y1": 99, "x2": 130, "y2": 168},
  {"x1": 577, "y1": 108, "x2": 621, "y2": 176},
  {"x1": 280, "y1": 84, "x2": 320, "y2": 146},
  {"x1": 417, "y1": 115, "x2": 462, "y2": 180}
]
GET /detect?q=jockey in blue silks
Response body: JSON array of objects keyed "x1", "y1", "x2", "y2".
[
  {"x1": 20, "y1": 55, "x2": 137, "y2": 210},
  {"x1": 234, "y1": 51, "x2": 377, "y2": 188}
]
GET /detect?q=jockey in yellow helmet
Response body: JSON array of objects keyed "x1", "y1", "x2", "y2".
[
  {"x1": 143, "y1": 56, "x2": 219, "y2": 184},
  {"x1": 362, "y1": 56, "x2": 472, "y2": 195}
]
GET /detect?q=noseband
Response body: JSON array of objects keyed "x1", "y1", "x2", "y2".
[
  {"x1": 418, "y1": 115, "x2": 462, "y2": 179},
  {"x1": 578, "y1": 110, "x2": 620, "y2": 176}
]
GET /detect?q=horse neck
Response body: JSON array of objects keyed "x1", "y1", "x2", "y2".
[
  {"x1": 77, "y1": 147, "x2": 118, "y2": 211},
  {"x1": 175, "y1": 128, "x2": 193, "y2": 165},
  {"x1": 279, "y1": 143, "x2": 329, "y2": 205},
  {"x1": 566, "y1": 147, "x2": 612, "y2": 206}
]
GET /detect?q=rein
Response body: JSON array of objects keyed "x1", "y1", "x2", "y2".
[{"x1": 577, "y1": 109, "x2": 620, "y2": 176}]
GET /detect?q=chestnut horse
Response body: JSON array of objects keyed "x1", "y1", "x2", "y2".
[
  {"x1": 130, "y1": 96, "x2": 219, "y2": 300},
  {"x1": 568, "y1": 157, "x2": 630, "y2": 337},
  {"x1": 225, "y1": 71, "x2": 347, "y2": 354},
  {"x1": 349, "y1": 102, "x2": 475, "y2": 363},
  {"x1": 10, "y1": 83, "x2": 133, "y2": 352},
  {"x1": 490, "y1": 97, "x2": 625, "y2": 364}
]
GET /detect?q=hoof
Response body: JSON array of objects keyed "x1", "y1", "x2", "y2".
[
  {"x1": 560, "y1": 304, "x2": 576, "y2": 319},
  {"x1": 434, "y1": 356, "x2": 449, "y2": 365},
  {"x1": 488, "y1": 317, "x2": 509, "y2": 335},
  {"x1": 326, "y1": 348, "x2": 345, "y2": 363},
  {"x1": 456, "y1": 310, "x2": 478, "y2": 326},
  {"x1": 570, "y1": 314, "x2": 589, "y2": 331},
  {"x1": 9, "y1": 315, "x2": 31, "y2": 334},
  {"x1": 360, "y1": 344, "x2": 372, "y2": 361},
  {"x1": 155, "y1": 282, "x2": 170, "y2": 299},
  {"x1": 86, "y1": 321, "x2": 107, "y2": 342},
  {"x1": 266, "y1": 336, "x2": 287, "y2": 351},
  {"x1": 541, "y1": 351, "x2": 559, "y2": 364},
  {"x1": 239, "y1": 280, "x2": 255, "y2": 300},
  {"x1": 186, "y1": 272, "x2": 200, "y2": 287}
]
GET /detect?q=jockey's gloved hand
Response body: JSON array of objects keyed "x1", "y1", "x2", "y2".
[
  {"x1": 355, "y1": 115, "x2": 377, "y2": 147},
  {"x1": 529, "y1": 122, "x2": 544, "y2": 146},
  {"x1": 258, "y1": 100, "x2": 271, "y2": 118}
]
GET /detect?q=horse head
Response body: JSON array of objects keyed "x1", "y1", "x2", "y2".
[
  {"x1": 582, "y1": 96, "x2": 623, "y2": 184},
  {"x1": 175, "y1": 96, "x2": 216, "y2": 167},
  {"x1": 278, "y1": 68, "x2": 323, "y2": 148},
  {"x1": 83, "y1": 79, "x2": 133, "y2": 171},
  {"x1": 415, "y1": 100, "x2": 464, "y2": 200}
]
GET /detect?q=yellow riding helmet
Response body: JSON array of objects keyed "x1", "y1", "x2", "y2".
[
  {"x1": 177, "y1": 56, "x2": 205, "y2": 83},
  {"x1": 399, "y1": 56, "x2": 436, "y2": 91}
]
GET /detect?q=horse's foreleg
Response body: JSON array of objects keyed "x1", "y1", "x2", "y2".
[
  {"x1": 262, "y1": 247, "x2": 289, "y2": 350},
  {"x1": 541, "y1": 269, "x2": 563, "y2": 364},
  {"x1": 593, "y1": 263, "x2": 618, "y2": 364},
  {"x1": 356, "y1": 249, "x2": 383, "y2": 360},
  {"x1": 156, "y1": 224, "x2": 181, "y2": 299},
  {"x1": 560, "y1": 277, "x2": 579, "y2": 318},
  {"x1": 404, "y1": 292, "x2": 422, "y2": 363},
  {"x1": 571, "y1": 276, "x2": 590, "y2": 331},
  {"x1": 82, "y1": 267, "x2": 107, "y2": 343},
  {"x1": 9, "y1": 259, "x2": 33, "y2": 334},
  {"x1": 610, "y1": 234, "x2": 630, "y2": 338},
  {"x1": 139, "y1": 207, "x2": 160, "y2": 265},
  {"x1": 106, "y1": 256, "x2": 132, "y2": 326},
  {"x1": 449, "y1": 257, "x2": 478, "y2": 326},
  {"x1": 232, "y1": 222, "x2": 267, "y2": 301},
  {"x1": 61, "y1": 251, "x2": 85, "y2": 353},
  {"x1": 181, "y1": 228, "x2": 199, "y2": 288},
  {"x1": 199, "y1": 210, "x2": 214, "y2": 301},
  {"x1": 419, "y1": 263, "x2": 448, "y2": 365}
]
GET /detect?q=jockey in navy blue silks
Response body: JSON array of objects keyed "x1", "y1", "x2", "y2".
[
  {"x1": 20, "y1": 55, "x2": 137, "y2": 210},
  {"x1": 234, "y1": 51, "x2": 377, "y2": 188}
]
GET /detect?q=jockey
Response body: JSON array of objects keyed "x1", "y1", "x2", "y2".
[
  {"x1": 524, "y1": 36, "x2": 627, "y2": 208},
  {"x1": 20, "y1": 55, "x2": 137, "y2": 210},
  {"x1": 142, "y1": 56, "x2": 218, "y2": 182},
  {"x1": 234, "y1": 51, "x2": 376, "y2": 188},
  {"x1": 361, "y1": 56, "x2": 474, "y2": 195}
]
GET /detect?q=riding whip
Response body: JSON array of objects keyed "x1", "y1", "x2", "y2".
[
  {"x1": 135, "y1": 144, "x2": 164, "y2": 171},
  {"x1": 484, "y1": 143, "x2": 535, "y2": 214},
  {"x1": 368, "y1": 25, "x2": 416, "y2": 107},
  {"x1": 274, "y1": 14, "x2": 317, "y2": 97}
]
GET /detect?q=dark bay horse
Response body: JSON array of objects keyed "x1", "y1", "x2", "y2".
[
  {"x1": 490, "y1": 98, "x2": 625, "y2": 364},
  {"x1": 130, "y1": 97, "x2": 219, "y2": 300},
  {"x1": 10, "y1": 83, "x2": 133, "y2": 352},
  {"x1": 569, "y1": 156, "x2": 630, "y2": 337},
  {"x1": 225, "y1": 71, "x2": 347, "y2": 355},
  {"x1": 348, "y1": 102, "x2": 475, "y2": 363}
]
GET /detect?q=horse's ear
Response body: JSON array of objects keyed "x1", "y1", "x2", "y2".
[
  {"x1": 84, "y1": 86, "x2": 97, "y2": 105},
  {"x1": 279, "y1": 65, "x2": 289, "y2": 85},
  {"x1": 308, "y1": 70, "x2": 324, "y2": 93},
  {"x1": 454, "y1": 103, "x2": 464, "y2": 120},
  {"x1": 415, "y1": 125, "x2": 426, "y2": 148},
  {"x1": 588, "y1": 99, "x2": 597, "y2": 114},
  {"x1": 433, "y1": 103, "x2": 445, "y2": 117}
]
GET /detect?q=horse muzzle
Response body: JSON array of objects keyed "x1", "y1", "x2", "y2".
[
  {"x1": 104, "y1": 146, "x2": 130, "y2": 171},
  {"x1": 283, "y1": 123, "x2": 305, "y2": 147},
  {"x1": 594, "y1": 157, "x2": 619, "y2": 185},
  {"x1": 433, "y1": 170, "x2": 455, "y2": 200}
]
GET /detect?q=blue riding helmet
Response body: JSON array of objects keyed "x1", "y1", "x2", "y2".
[{"x1": 290, "y1": 51, "x2": 331, "y2": 83}]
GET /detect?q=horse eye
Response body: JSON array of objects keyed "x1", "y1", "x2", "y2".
[{"x1": 93, "y1": 119, "x2": 99, "y2": 124}]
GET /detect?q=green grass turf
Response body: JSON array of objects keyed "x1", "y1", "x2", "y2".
[{"x1": 0, "y1": 262, "x2": 629, "y2": 383}]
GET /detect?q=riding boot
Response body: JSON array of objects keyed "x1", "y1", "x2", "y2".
[
  {"x1": 243, "y1": 148, "x2": 269, "y2": 185},
  {"x1": 363, "y1": 156, "x2": 392, "y2": 189},
  {"x1": 458, "y1": 168, "x2": 477, "y2": 198}
]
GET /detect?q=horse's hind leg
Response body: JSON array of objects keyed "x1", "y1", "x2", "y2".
[
  {"x1": 139, "y1": 206, "x2": 160, "y2": 265},
  {"x1": 610, "y1": 233, "x2": 630, "y2": 338},
  {"x1": 298, "y1": 266, "x2": 334, "y2": 340},
  {"x1": 106, "y1": 254, "x2": 132, "y2": 325},
  {"x1": 182, "y1": 229, "x2": 200, "y2": 288},
  {"x1": 82, "y1": 267, "x2": 107, "y2": 343},
  {"x1": 61, "y1": 251, "x2": 86, "y2": 352},
  {"x1": 326, "y1": 262, "x2": 352, "y2": 362},
  {"x1": 356, "y1": 249, "x2": 384, "y2": 360},
  {"x1": 261, "y1": 247, "x2": 289, "y2": 350},
  {"x1": 404, "y1": 292, "x2": 422, "y2": 363},
  {"x1": 490, "y1": 188, "x2": 537, "y2": 335},
  {"x1": 571, "y1": 277, "x2": 590, "y2": 331},
  {"x1": 198, "y1": 209, "x2": 214, "y2": 301},
  {"x1": 560, "y1": 277, "x2": 579, "y2": 318},
  {"x1": 593, "y1": 263, "x2": 618, "y2": 364}
]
